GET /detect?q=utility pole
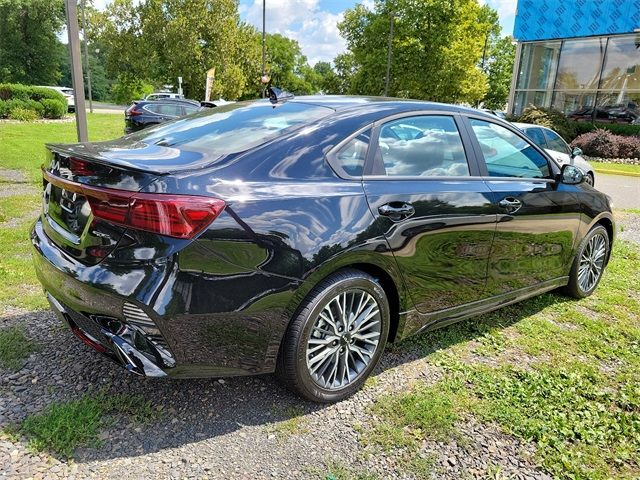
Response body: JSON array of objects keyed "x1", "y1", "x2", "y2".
[
  {"x1": 384, "y1": 12, "x2": 394, "y2": 97},
  {"x1": 65, "y1": 0, "x2": 88, "y2": 142},
  {"x1": 261, "y1": 0, "x2": 266, "y2": 97},
  {"x1": 81, "y1": 0, "x2": 93, "y2": 114}
]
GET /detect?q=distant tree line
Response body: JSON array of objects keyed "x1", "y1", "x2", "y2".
[{"x1": 0, "y1": 0, "x2": 514, "y2": 108}]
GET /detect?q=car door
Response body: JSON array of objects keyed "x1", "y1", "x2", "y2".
[
  {"x1": 362, "y1": 113, "x2": 497, "y2": 321},
  {"x1": 464, "y1": 116, "x2": 582, "y2": 295}
]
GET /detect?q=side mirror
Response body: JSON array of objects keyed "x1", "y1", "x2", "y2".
[
  {"x1": 571, "y1": 147, "x2": 583, "y2": 158},
  {"x1": 560, "y1": 164, "x2": 585, "y2": 185}
]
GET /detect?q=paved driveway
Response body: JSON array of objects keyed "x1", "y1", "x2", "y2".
[{"x1": 594, "y1": 173, "x2": 640, "y2": 210}]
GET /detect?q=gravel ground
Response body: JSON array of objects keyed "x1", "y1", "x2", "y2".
[
  {"x1": 0, "y1": 309, "x2": 552, "y2": 480},
  {"x1": 617, "y1": 211, "x2": 640, "y2": 245}
]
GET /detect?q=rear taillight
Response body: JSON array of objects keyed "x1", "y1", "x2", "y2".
[
  {"x1": 42, "y1": 169, "x2": 225, "y2": 239},
  {"x1": 87, "y1": 191, "x2": 225, "y2": 239},
  {"x1": 126, "y1": 104, "x2": 143, "y2": 116}
]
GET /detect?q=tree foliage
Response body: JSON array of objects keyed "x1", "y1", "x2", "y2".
[
  {"x1": 338, "y1": 0, "x2": 500, "y2": 104},
  {"x1": 480, "y1": 35, "x2": 516, "y2": 110},
  {"x1": 0, "y1": 0, "x2": 66, "y2": 85}
]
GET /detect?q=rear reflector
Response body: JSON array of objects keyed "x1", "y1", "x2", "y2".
[{"x1": 42, "y1": 169, "x2": 225, "y2": 239}]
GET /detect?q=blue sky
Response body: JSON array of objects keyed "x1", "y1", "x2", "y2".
[
  {"x1": 238, "y1": 0, "x2": 517, "y2": 65},
  {"x1": 91, "y1": 0, "x2": 516, "y2": 65}
]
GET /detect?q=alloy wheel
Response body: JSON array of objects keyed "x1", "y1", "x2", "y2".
[
  {"x1": 578, "y1": 232, "x2": 607, "y2": 292},
  {"x1": 305, "y1": 289, "x2": 381, "y2": 390}
]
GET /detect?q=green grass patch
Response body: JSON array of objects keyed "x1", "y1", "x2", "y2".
[
  {"x1": 267, "y1": 406, "x2": 308, "y2": 439},
  {"x1": 0, "y1": 194, "x2": 40, "y2": 223},
  {"x1": 0, "y1": 114, "x2": 123, "y2": 183},
  {"x1": 0, "y1": 325, "x2": 38, "y2": 370},
  {"x1": 591, "y1": 161, "x2": 640, "y2": 177},
  {"x1": 17, "y1": 392, "x2": 156, "y2": 458},
  {"x1": 393, "y1": 241, "x2": 640, "y2": 479},
  {"x1": 0, "y1": 214, "x2": 47, "y2": 313}
]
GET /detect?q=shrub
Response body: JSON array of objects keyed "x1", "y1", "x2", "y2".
[
  {"x1": 111, "y1": 76, "x2": 154, "y2": 105},
  {"x1": 517, "y1": 106, "x2": 578, "y2": 142},
  {"x1": 0, "y1": 83, "x2": 67, "y2": 120},
  {"x1": 575, "y1": 121, "x2": 640, "y2": 137},
  {"x1": 40, "y1": 99, "x2": 66, "y2": 119},
  {"x1": 571, "y1": 129, "x2": 640, "y2": 159},
  {"x1": 8, "y1": 107, "x2": 39, "y2": 122}
]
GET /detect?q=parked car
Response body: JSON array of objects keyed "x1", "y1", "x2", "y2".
[
  {"x1": 568, "y1": 106, "x2": 639, "y2": 124},
  {"x1": 200, "y1": 98, "x2": 235, "y2": 108},
  {"x1": 32, "y1": 93, "x2": 614, "y2": 402},
  {"x1": 40, "y1": 86, "x2": 75, "y2": 112},
  {"x1": 513, "y1": 122, "x2": 595, "y2": 186},
  {"x1": 145, "y1": 92, "x2": 184, "y2": 101},
  {"x1": 124, "y1": 98, "x2": 201, "y2": 133}
]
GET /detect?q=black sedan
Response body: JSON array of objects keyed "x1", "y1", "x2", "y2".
[
  {"x1": 32, "y1": 92, "x2": 614, "y2": 402},
  {"x1": 124, "y1": 98, "x2": 201, "y2": 133}
]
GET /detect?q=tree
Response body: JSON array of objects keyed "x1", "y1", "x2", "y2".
[
  {"x1": 0, "y1": 0, "x2": 65, "y2": 85},
  {"x1": 313, "y1": 61, "x2": 340, "y2": 94},
  {"x1": 480, "y1": 35, "x2": 516, "y2": 110},
  {"x1": 261, "y1": 33, "x2": 319, "y2": 95},
  {"x1": 338, "y1": 0, "x2": 499, "y2": 104}
]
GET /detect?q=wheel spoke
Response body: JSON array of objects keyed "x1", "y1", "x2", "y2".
[{"x1": 305, "y1": 288, "x2": 382, "y2": 391}]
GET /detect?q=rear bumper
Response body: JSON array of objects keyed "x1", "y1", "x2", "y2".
[{"x1": 30, "y1": 217, "x2": 282, "y2": 378}]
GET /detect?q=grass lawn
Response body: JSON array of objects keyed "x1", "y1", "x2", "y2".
[
  {"x1": 368, "y1": 240, "x2": 640, "y2": 479},
  {"x1": 0, "y1": 113, "x2": 124, "y2": 183},
  {"x1": 591, "y1": 161, "x2": 640, "y2": 177}
]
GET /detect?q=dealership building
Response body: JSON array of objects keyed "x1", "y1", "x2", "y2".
[{"x1": 508, "y1": 0, "x2": 640, "y2": 118}]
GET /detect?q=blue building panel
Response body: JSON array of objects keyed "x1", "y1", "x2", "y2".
[{"x1": 514, "y1": 0, "x2": 640, "y2": 41}]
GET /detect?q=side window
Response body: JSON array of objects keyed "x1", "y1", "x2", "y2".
[
  {"x1": 524, "y1": 128, "x2": 547, "y2": 149},
  {"x1": 378, "y1": 115, "x2": 470, "y2": 177},
  {"x1": 469, "y1": 119, "x2": 551, "y2": 179},
  {"x1": 334, "y1": 130, "x2": 370, "y2": 177},
  {"x1": 183, "y1": 105, "x2": 200, "y2": 115},
  {"x1": 543, "y1": 129, "x2": 571, "y2": 155},
  {"x1": 158, "y1": 104, "x2": 183, "y2": 116}
]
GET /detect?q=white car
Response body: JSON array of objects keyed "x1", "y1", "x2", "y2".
[
  {"x1": 40, "y1": 86, "x2": 75, "y2": 112},
  {"x1": 513, "y1": 122, "x2": 595, "y2": 186}
]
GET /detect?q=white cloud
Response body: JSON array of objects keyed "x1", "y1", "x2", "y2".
[{"x1": 242, "y1": 0, "x2": 346, "y2": 65}]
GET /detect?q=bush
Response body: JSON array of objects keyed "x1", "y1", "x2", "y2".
[
  {"x1": 0, "y1": 83, "x2": 67, "y2": 120},
  {"x1": 571, "y1": 129, "x2": 640, "y2": 159},
  {"x1": 517, "y1": 106, "x2": 578, "y2": 142},
  {"x1": 111, "y1": 76, "x2": 154, "y2": 105},
  {"x1": 40, "y1": 99, "x2": 66, "y2": 119},
  {"x1": 8, "y1": 107, "x2": 39, "y2": 122},
  {"x1": 575, "y1": 121, "x2": 640, "y2": 137}
]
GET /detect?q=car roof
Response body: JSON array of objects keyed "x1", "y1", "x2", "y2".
[
  {"x1": 282, "y1": 95, "x2": 500, "y2": 119},
  {"x1": 512, "y1": 122, "x2": 551, "y2": 132},
  {"x1": 139, "y1": 98, "x2": 200, "y2": 106}
]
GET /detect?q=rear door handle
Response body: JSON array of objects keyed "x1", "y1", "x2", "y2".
[
  {"x1": 498, "y1": 197, "x2": 522, "y2": 213},
  {"x1": 378, "y1": 203, "x2": 415, "y2": 221}
]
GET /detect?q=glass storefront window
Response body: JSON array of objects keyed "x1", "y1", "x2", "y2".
[
  {"x1": 516, "y1": 41, "x2": 561, "y2": 90},
  {"x1": 552, "y1": 91, "x2": 597, "y2": 115},
  {"x1": 554, "y1": 38, "x2": 607, "y2": 90},
  {"x1": 600, "y1": 35, "x2": 640, "y2": 90},
  {"x1": 515, "y1": 91, "x2": 552, "y2": 114}
]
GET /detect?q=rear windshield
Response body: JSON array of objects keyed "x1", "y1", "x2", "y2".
[{"x1": 129, "y1": 100, "x2": 334, "y2": 155}]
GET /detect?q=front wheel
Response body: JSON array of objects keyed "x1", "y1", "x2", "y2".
[
  {"x1": 585, "y1": 172, "x2": 594, "y2": 187},
  {"x1": 277, "y1": 269, "x2": 390, "y2": 403},
  {"x1": 564, "y1": 225, "x2": 609, "y2": 298}
]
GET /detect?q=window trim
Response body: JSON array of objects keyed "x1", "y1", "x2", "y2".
[
  {"x1": 461, "y1": 114, "x2": 560, "y2": 181},
  {"x1": 362, "y1": 111, "x2": 482, "y2": 180},
  {"x1": 325, "y1": 124, "x2": 373, "y2": 180},
  {"x1": 541, "y1": 127, "x2": 571, "y2": 155}
]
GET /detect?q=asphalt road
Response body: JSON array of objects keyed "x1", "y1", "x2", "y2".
[{"x1": 594, "y1": 173, "x2": 640, "y2": 210}]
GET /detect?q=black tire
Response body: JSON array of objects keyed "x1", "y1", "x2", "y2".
[
  {"x1": 564, "y1": 225, "x2": 609, "y2": 298},
  {"x1": 277, "y1": 269, "x2": 390, "y2": 403},
  {"x1": 585, "y1": 172, "x2": 594, "y2": 187}
]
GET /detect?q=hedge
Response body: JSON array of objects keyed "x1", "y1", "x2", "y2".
[
  {"x1": 571, "y1": 129, "x2": 640, "y2": 160},
  {"x1": 0, "y1": 83, "x2": 67, "y2": 120},
  {"x1": 574, "y1": 121, "x2": 640, "y2": 138}
]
